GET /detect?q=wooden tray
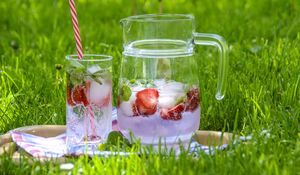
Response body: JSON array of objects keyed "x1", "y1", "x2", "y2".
[{"x1": 0, "y1": 125, "x2": 232, "y2": 162}]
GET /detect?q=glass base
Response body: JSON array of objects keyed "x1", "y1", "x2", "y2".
[
  {"x1": 67, "y1": 143, "x2": 101, "y2": 155},
  {"x1": 66, "y1": 136, "x2": 103, "y2": 155}
]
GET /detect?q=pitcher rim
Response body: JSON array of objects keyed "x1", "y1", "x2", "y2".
[{"x1": 120, "y1": 14, "x2": 194, "y2": 23}]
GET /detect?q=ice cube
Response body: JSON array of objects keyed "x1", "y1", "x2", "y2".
[
  {"x1": 87, "y1": 65, "x2": 102, "y2": 74},
  {"x1": 158, "y1": 92, "x2": 186, "y2": 108},
  {"x1": 119, "y1": 94, "x2": 137, "y2": 116},
  {"x1": 119, "y1": 101, "x2": 133, "y2": 116},
  {"x1": 157, "y1": 82, "x2": 186, "y2": 108},
  {"x1": 163, "y1": 82, "x2": 185, "y2": 92},
  {"x1": 158, "y1": 96, "x2": 177, "y2": 108},
  {"x1": 129, "y1": 92, "x2": 137, "y2": 103},
  {"x1": 89, "y1": 81, "x2": 111, "y2": 105}
]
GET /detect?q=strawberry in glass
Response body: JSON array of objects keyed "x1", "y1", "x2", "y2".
[
  {"x1": 66, "y1": 55, "x2": 112, "y2": 154},
  {"x1": 117, "y1": 79, "x2": 200, "y2": 147}
]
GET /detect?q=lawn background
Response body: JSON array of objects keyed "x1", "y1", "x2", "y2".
[{"x1": 0, "y1": 0, "x2": 300, "y2": 174}]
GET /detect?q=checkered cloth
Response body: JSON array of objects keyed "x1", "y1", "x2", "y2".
[{"x1": 10, "y1": 108, "x2": 232, "y2": 158}]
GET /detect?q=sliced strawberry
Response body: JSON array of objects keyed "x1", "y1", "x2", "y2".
[
  {"x1": 67, "y1": 85, "x2": 76, "y2": 106},
  {"x1": 136, "y1": 98, "x2": 156, "y2": 115},
  {"x1": 135, "y1": 88, "x2": 159, "y2": 116},
  {"x1": 132, "y1": 103, "x2": 139, "y2": 116},
  {"x1": 185, "y1": 88, "x2": 200, "y2": 112},
  {"x1": 71, "y1": 84, "x2": 89, "y2": 106},
  {"x1": 160, "y1": 108, "x2": 170, "y2": 120},
  {"x1": 136, "y1": 88, "x2": 159, "y2": 108},
  {"x1": 160, "y1": 103, "x2": 185, "y2": 121}
]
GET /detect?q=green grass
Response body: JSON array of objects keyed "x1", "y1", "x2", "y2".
[{"x1": 0, "y1": 0, "x2": 300, "y2": 174}]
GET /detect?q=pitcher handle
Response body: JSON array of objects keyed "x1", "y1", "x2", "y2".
[{"x1": 193, "y1": 33, "x2": 229, "y2": 100}]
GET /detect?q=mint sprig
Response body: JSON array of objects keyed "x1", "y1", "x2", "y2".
[
  {"x1": 98, "y1": 131, "x2": 131, "y2": 151},
  {"x1": 68, "y1": 61, "x2": 108, "y2": 86},
  {"x1": 120, "y1": 85, "x2": 132, "y2": 101},
  {"x1": 73, "y1": 105, "x2": 85, "y2": 117}
]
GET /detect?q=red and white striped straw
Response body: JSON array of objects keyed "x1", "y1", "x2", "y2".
[{"x1": 69, "y1": 0, "x2": 83, "y2": 59}]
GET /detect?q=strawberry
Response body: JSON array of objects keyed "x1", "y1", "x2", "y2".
[
  {"x1": 160, "y1": 108, "x2": 169, "y2": 120},
  {"x1": 160, "y1": 103, "x2": 185, "y2": 121},
  {"x1": 135, "y1": 88, "x2": 159, "y2": 116},
  {"x1": 185, "y1": 88, "x2": 200, "y2": 112},
  {"x1": 117, "y1": 97, "x2": 121, "y2": 107},
  {"x1": 132, "y1": 103, "x2": 139, "y2": 116},
  {"x1": 136, "y1": 98, "x2": 155, "y2": 115},
  {"x1": 71, "y1": 84, "x2": 89, "y2": 106},
  {"x1": 67, "y1": 85, "x2": 76, "y2": 106}
]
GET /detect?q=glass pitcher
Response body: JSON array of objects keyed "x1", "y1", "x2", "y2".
[{"x1": 117, "y1": 14, "x2": 228, "y2": 147}]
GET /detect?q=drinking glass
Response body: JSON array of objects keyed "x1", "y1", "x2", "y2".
[{"x1": 66, "y1": 54, "x2": 112, "y2": 153}]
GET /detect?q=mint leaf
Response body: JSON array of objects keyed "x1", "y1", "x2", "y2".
[
  {"x1": 92, "y1": 105, "x2": 104, "y2": 120},
  {"x1": 106, "y1": 131, "x2": 130, "y2": 146},
  {"x1": 175, "y1": 96, "x2": 187, "y2": 105},
  {"x1": 120, "y1": 85, "x2": 131, "y2": 101},
  {"x1": 67, "y1": 61, "x2": 86, "y2": 86},
  {"x1": 73, "y1": 105, "x2": 85, "y2": 118},
  {"x1": 139, "y1": 79, "x2": 147, "y2": 84},
  {"x1": 68, "y1": 71, "x2": 85, "y2": 86},
  {"x1": 86, "y1": 67, "x2": 107, "y2": 85},
  {"x1": 129, "y1": 79, "x2": 136, "y2": 84},
  {"x1": 98, "y1": 143, "x2": 106, "y2": 151},
  {"x1": 98, "y1": 131, "x2": 131, "y2": 151},
  {"x1": 89, "y1": 73, "x2": 103, "y2": 85}
]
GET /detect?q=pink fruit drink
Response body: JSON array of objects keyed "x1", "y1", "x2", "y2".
[
  {"x1": 117, "y1": 79, "x2": 200, "y2": 146},
  {"x1": 66, "y1": 63, "x2": 112, "y2": 153}
]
